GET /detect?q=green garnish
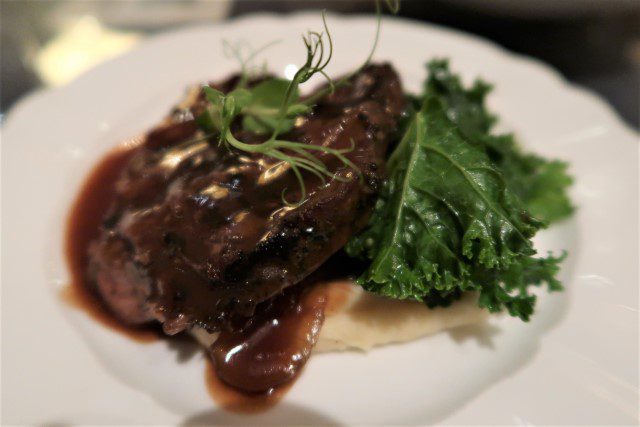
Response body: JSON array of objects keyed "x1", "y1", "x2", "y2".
[
  {"x1": 221, "y1": 39, "x2": 281, "y2": 89},
  {"x1": 424, "y1": 60, "x2": 574, "y2": 223},
  {"x1": 189, "y1": 0, "x2": 573, "y2": 320},
  {"x1": 196, "y1": 12, "x2": 351, "y2": 203},
  {"x1": 346, "y1": 61, "x2": 572, "y2": 321},
  {"x1": 195, "y1": 0, "x2": 399, "y2": 203}
]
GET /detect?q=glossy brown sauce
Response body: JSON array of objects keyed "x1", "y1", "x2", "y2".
[
  {"x1": 64, "y1": 144, "x2": 162, "y2": 342},
  {"x1": 64, "y1": 145, "x2": 357, "y2": 411},
  {"x1": 82, "y1": 65, "x2": 404, "y2": 335},
  {"x1": 63, "y1": 64, "x2": 405, "y2": 412},
  {"x1": 204, "y1": 358, "x2": 293, "y2": 414},
  {"x1": 211, "y1": 284, "x2": 327, "y2": 392}
]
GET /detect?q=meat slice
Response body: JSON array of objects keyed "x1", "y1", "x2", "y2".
[{"x1": 88, "y1": 64, "x2": 406, "y2": 334}]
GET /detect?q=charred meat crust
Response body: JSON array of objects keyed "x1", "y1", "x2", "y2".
[{"x1": 88, "y1": 64, "x2": 406, "y2": 334}]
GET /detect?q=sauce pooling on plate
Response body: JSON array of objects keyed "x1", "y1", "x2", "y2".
[
  {"x1": 85, "y1": 65, "x2": 404, "y2": 336},
  {"x1": 211, "y1": 284, "x2": 327, "y2": 392},
  {"x1": 64, "y1": 146, "x2": 338, "y2": 409},
  {"x1": 64, "y1": 144, "x2": 162, "y2": 343},
  {"x1": 204, "y1": 358, "x2": 293, "y2": 414},
  {"x1": 63, "y1": 65, "x2": 404, "y2": 411}
]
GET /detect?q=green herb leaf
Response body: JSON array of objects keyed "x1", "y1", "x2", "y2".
[
  {"x1": 193, "y1": 5, "x2": 392, "y2": 202},
  {"x1": 425, "y1": 59, "x2": 574, "y2": 223},
  {"x1": 242, "y1": 79, "x2": 300, "y2": 134},
  {"x1": 202, "y1": 86, "x2": 224, "y2": 105},
  {"x1": 248, "y1": 79, "x2": 295, "y2": 107},
  {"x1": 242, "y1": 116, "x2": 277, "y2": 135},
  {"x1": 286, "y1": 103, "x2": 312, "y2": 116},
  {"x1": 227, "y1": 88, "x2": 252, "y2": 112},
  {"x1": 198, "y1": 87, "x2": 225, "y2": 133},
  {"x1": 346, "y1": 78, "x2": 570, "y2": 320},
  {"x1": 424, "y1": 59, "x2": 495, "y2": 139},
  {"x1": 483, "y1": 135, "x2": 574, "y2": 223}
]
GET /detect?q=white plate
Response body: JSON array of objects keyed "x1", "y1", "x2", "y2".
[{"x1": 2, "y1": 13, "x2": 638, "y2": 426}]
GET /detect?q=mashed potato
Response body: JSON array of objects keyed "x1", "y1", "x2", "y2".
[{"x1": 191, "y1": 280, "x2": 486, "y2": 352}]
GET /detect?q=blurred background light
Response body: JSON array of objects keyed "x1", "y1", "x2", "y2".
[
  {"x1": 1, "y1": 0, "x2": 638, "y2": 127},
  {"x1": 34, "y1": 15, "x2": 140, "y2": 87}
]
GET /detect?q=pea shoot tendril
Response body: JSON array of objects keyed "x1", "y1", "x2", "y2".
[{"x1": 195, "y1": 0, "x2": 399, "y2": 204}]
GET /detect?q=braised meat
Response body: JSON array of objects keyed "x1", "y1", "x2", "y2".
[{"x1": 88, "y1": 64, "x2": 405, "y2": 334}]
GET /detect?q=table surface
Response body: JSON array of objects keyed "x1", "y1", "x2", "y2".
[{"x1": 1, "y1": 0, "x2": 638, "y2": 129}]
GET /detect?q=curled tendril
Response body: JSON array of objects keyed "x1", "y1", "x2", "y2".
[
  {"x1": 222, "y1": 39, "x2": 281, "y2": 87},
  {"x1": 385, "y1": 0, "x2": 401, "y2": 13},
  {"x1": 302, "y1": 0, "x2": 399, "y2": 106},
  {"x1": 200, "y1": 1, "x2": 399, "y2": 205}
]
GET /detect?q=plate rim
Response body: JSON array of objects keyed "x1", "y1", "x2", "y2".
[
  {"x1": 2, "y1": 12, "x2": 638, "y2": 425},
  {"x1": 4, "y1": 11, "x2": 638, "y2": 141}
]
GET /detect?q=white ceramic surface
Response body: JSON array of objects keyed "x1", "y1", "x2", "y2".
[{"x1": 2, "y1": 13, "x2": 638, "y2": 426}]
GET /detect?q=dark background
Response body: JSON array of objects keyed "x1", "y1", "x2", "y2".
[{"x1": 2, "y1": 0, "x2": 639, "y2": 128}]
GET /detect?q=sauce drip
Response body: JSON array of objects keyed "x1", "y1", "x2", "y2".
[
  {"x1": 64, "y1": 144, "x2": 161, "y2": 342},
  {"x1": 63, "y1": 146, "x2": 342, "y2": 410},
  {"x1": 63, "y1": 63, "x2": 405, "y2": 412},
  {"x1": 211, "y1": 285, "x2": 327, "y2": 393},
  {"x1": 205, "y1": 358, "x2": 292, "y2": 414},
  {"x1": 82, "y1": 65, "x2": 405, "y2": 335}
]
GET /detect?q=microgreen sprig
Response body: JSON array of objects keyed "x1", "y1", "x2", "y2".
[
  {"x1": 222, "y1": 39, "x2": 281, "y2": 89},
  {"x1": 196, "y1": 0, "x2": 399, "y2": 204}
]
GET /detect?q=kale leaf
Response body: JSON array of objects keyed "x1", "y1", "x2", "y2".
[
  {"x1": 425, "y1": 59, "x2": 574, "y2": 223},
  {"x1": 346, "y1": 61, "x2": 572, "y2": 320}
]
